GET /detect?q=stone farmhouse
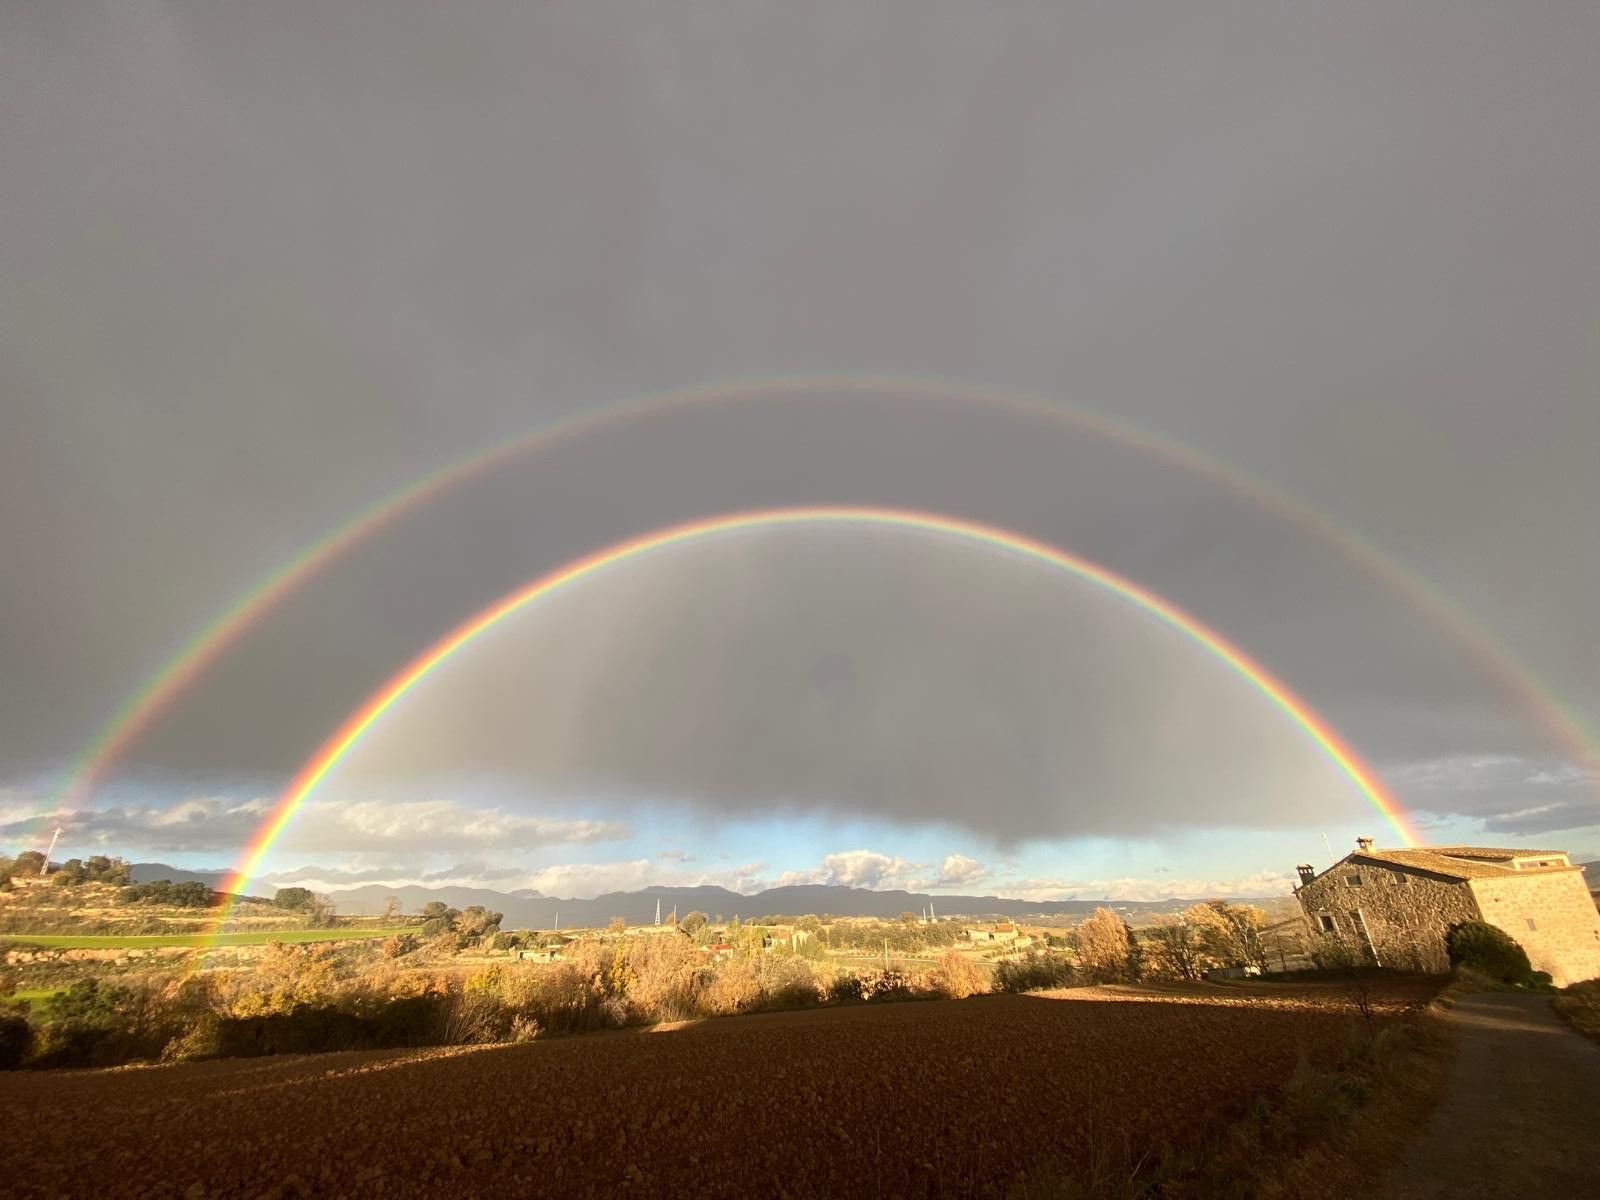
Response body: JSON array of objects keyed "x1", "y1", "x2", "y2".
[
  {"x1": 1294, "y1": 838, "x2": 1600, "y2": 986},
  {"x1": 967, "y1": 923, "x2": 1033, "y2": 950}
]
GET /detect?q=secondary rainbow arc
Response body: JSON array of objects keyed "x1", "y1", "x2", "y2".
[{"x1": 207, "y1": 505, "x2": 1416, "y2": 940}]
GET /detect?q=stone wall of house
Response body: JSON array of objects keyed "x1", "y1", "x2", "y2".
[
  {"x1": 1295, "y1": 860, "x2": 1478, "y2": 972},
  {"x1": 1468, "y1": 870, "x2": 1600, "y2": 987}
]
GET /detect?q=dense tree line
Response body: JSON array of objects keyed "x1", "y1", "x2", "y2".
[
  {"x1": 810, "y1": 919, "x2": 962, "y2": 954},
  {"x1": 418, "y1": 902, "x2": 502, "y2": 947},
  {"x1": 271, "y1": 887, "x2": 338, "y2": 926},
  {"x1": 1, "y1": 853, "x2": 135, "y2": 891},
  {"x1": 48, "y1": 856, "x2": 134, "y2": 888},
  {"x1": 117, "y1": 880, "x2": 215, "y2": 908}
]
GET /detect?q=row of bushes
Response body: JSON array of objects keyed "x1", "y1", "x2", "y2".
[
  {"x1": 4, "y1": 937, "x2": 1077, "y2": 1070},
  {"x1": 117, "y1": 880, "x2": 217, "y2": 908}
]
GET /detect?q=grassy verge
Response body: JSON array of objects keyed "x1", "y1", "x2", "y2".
[
  {"x1": 3, "y1": 927, "x2": 410, "y2": 949},
  {"x1": 1553, "y1": 980, "x2": 1600, "y2": 1043}
]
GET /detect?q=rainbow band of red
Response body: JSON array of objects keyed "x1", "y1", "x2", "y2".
[
  {"x1": 207, "y1": 505, "x2": 1415, "y2": 934},
  {"x1": 58, "y1": 375, "x2": 1600, "y2": 825}
]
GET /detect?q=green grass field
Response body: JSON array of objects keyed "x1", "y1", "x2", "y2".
[
  {"x1": 10, "y1": 988, "x2": 62, "y2": 1004},
  {"x1": 1, "y1": 927, "x2": 412, "y2": 949}
]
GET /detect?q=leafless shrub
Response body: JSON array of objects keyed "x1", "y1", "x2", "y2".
[{"x1": 440, "y1": 987, "x2": 504, "y2": 1045}]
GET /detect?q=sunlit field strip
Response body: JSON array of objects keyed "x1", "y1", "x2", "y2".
[
  {"x1": 9, "y1": 988, "x2": 61, "y2": 1004},
  {"x1": 3, "y1": 927, "x2": 412, "y2": 949}
]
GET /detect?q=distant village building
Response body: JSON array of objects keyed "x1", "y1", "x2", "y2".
[
  {"x1": 968, "y1": 922, "x2": 1028, "y2": 947},
  {"x1": 518, "y1": 932, "x2": 576, "y2": 962},
  {"x1": 761, "y1": 928, "x2": 811, "y2": 953},
  {"x1": 1294, "y1": 838, "x2": 1600, "y2": 986}
]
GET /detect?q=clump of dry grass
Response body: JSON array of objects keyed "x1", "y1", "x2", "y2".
[
  {"x1": 1554, "y1": 980, "x2": 1600, "y2": 1043},
  {"x1": 926, "y1": 950, "x2": 988, "y2": 999}
]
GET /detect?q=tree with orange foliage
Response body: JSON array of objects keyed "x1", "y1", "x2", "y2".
[{"x1": 1074, "y1": 907, "x2": 1134, "y2": 982}]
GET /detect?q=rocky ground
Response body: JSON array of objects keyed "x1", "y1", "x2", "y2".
[{"x1": 1, "y1": 981, "x2": 1434, "y2": 1199}]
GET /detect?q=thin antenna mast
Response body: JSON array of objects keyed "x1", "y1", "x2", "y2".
[{"x1": 40, "y1": 827, "x2": 63, "y2": 875}]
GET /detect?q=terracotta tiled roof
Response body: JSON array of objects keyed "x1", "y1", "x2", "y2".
[
  {"x1": 1356, "y1": 849, "x2": 1512, "y2": 880},
  {"x1": 1350, "y1": 847, "x2": 1576, "y2": 882},
  {"x1": 1424, "y1": 846, "x2": 1566, "y2": 861}
]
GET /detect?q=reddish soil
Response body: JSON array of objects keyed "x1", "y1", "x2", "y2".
[{"x1": 1, "y1": 982, "x2": 1434, "y2": 1199}]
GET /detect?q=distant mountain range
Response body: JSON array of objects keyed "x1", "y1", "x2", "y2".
[
  {"x1": 129, "y1": 863, "x2": 1297, "y2": 927},
  {"x1": 270, "y1": 882, "x2": 1234, "y2": 926}
]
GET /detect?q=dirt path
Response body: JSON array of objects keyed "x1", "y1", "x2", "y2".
[{"x1": 1383, "y1": 993, "x2": 1600, "y2": 1198}]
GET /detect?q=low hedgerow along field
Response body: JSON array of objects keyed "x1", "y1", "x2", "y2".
[
  {"x1": 2, "y1": 936, "x2": 1065, "y2": 1070},
  {"x1": 0, "y1": 976, "x2": 1446, "y2": 1199},
  {"x1": 0, "y1": 888, "x2": 1413, "y2": 1076}
]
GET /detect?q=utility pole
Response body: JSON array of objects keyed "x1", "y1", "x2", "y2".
[
  {"x1": 40, "y1": 827, "x2": 62, "y2": 875},
  {"x1": 655, "y1": 898, "x2": 662, "y2": 926}
]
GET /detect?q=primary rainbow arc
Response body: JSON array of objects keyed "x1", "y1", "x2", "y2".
[{"x1": 210, "y1": 505, "x2": 1415, "y2": 933}]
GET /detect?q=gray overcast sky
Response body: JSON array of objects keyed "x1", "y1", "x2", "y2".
[{"x1": 2, "y1": 3, "x2": 1597, "y2": 878}]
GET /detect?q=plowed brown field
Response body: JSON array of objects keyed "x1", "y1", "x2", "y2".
[{"x1": 1, "y1": 981, "x2": 1436, "y2": 1199}]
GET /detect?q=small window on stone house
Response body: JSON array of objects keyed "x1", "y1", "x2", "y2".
[
  {"x1": 1345, "y1": 873, "x2": 1363, "y2": 887},
  {"x1": 1318, "y1": 913, "x2": 1337, "y2": 933}
]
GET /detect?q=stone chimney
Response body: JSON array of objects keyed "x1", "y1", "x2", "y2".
[
  {"x1": 1295, "y1": 863, "x2": 1316, "y2": 888},
  {"x1": 1355, "y1": 836, "x2": 1375, "y2": 853}
]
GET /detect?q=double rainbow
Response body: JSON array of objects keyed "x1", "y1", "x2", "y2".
[{"x1": 53, "y1": 376, "x2": 1600, "y2": 826}]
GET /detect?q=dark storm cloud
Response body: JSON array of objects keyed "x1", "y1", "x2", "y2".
[
  {"x1": 2, "y1": 4, "x2": 1598, "y2": 843},
  {"x1": 0, "y1": 798, "x2": 272, "y2": 856},
  {"x1": 1389, "y1": 756, "x2": 1599, "y2": 837}
]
